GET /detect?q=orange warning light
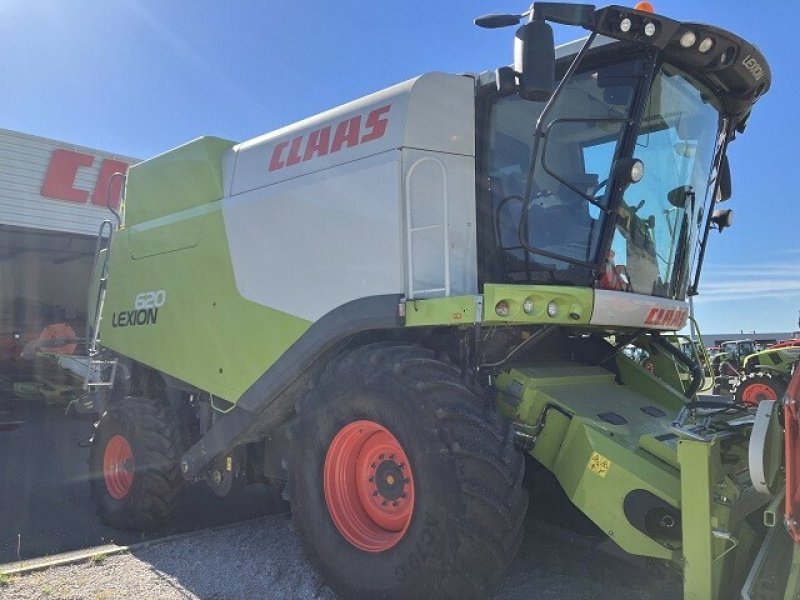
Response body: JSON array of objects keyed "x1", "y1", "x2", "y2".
[{"x1": 634, "y1": 1, "x2": 655, "y2": 12}]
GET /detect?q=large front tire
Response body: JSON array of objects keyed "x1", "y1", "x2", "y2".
[
  {"x1": 88, "y1": 395, "x2": 185, "y2": 530},
  {"x1": 287, "y1": 344, "x2": 527, "y2": 600}
]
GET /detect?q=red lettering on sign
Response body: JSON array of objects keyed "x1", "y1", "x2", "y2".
[
  {"x1": 92, "y1": 159, "x2": 129, "y2": 209},
  {"x1": 644, "y1": 306, "x2": 688, "y2": 328},
  {"x1": 361, "y1": 105, "x2": 391, "y2": 143},
  {"x1": 266, "y1": 105, "x2": 392, "y2": 173},
  {"x1": 41, "y1": 149, "x2": 95, "y2": 203}
]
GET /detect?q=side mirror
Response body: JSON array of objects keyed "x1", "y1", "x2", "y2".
[
  {"x1": 716, "y1": 155, "x2": 732, "y2": 202},
  {"x1": 667, "y1": 185, "x2": 695, "y2": 209},
  {"x1": 514, "y1": 19, "x2": 555, "y2": 101},
  {"x1": 711, "y1": 208, "x2": 733, "y2": 232}
]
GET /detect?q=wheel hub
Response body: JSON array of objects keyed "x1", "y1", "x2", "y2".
[
  {"x1": 103, "y1": 434, "x2": 134, "y2": 500},
  {"x1": 373, "y1": 459, "x2": 407, "y2": 502},
  {"x1": 742, "y1": 382, "x2": 778, "y2": 406},
  {"x1": 323, "y1": 420, "x2": 415, "y2": 552}
]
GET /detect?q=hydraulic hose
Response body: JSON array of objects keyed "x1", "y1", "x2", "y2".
[{"x1": 651, "y1": 334, "x2": 703, "y2": 399}]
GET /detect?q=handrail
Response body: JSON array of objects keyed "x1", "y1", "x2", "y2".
[
  {"x1": 688, "y1": 316, "x2": 714, "y2": 392},
  {"x1": 87, "y1": 220, "x2": 115, "y2": 354}
]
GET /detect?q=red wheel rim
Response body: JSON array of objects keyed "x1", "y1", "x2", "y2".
[
  {"x1": 323, "y1": 420, "x2": 415, "y2": 552},
  {"x1": 103, "y1": 434, "x2": 134, "y2": 500},
  {"x1": 742, "y1": 383, "x2": 778, "y2": 406}
]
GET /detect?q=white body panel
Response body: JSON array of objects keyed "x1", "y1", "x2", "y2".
[
  {"x1": 221, "y1": 73, "x2": 477, "y2": 322},
  {"x1": 591, "y1": 290, "x2": 689, "y2": 331}
]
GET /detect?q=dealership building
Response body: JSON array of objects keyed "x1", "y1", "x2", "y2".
[{"x1": 0, "y1": 127, "x2": 138, "y2": 364}]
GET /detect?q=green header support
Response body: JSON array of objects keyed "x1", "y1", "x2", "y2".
[{"x1": 678, "y1": 439, "x2": 717, "y2": 600}]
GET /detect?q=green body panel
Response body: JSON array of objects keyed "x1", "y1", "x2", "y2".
[
  {"x1": 482, "y1": 284, "x2": 593, "y2": 325},
  {"x1": 677, "y1": 440, "x2": 761, "y2": 600},
  {"x1": 743, "y1": 346, "x2": 800, "y2": 377},
  {"x1": 615, "y1": 353, "x2": 686, "y2": 413},
  {"x1": 678, "y1": 440, "x2": 717, "y2": 599},
  {"x1": 125, "y1": 137, "x2": 234, "y2": 227},
  {"x1": 99, "y1": 201, "x2": 311, "y2": 403},
  {"x1": 785, "y1": 545, "x2": 800, "y2": 600},
  {"x1": 404, "y1": 295, "x2": 478, "y2": 327},
  {"x1": 495, "y1": 363, "x2": 681, "y2": 560},
  {"x1": 494, "y1": 357, "x2": 775, "y2": 598}
]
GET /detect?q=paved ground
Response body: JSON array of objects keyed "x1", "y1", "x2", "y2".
[
  {"x1": 0, "y1": 399, "x2": 285, "y2": 563},
  {"x1": 0, "y1": 397, "x2": 683, "y2": 599},
  {"x1": 0, "y1": 510, "x2": 682, "y2": 600}
]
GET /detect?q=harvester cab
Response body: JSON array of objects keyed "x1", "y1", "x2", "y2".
[{"x1": 81, "y1": 3, "x2": 790, "y2": 600}]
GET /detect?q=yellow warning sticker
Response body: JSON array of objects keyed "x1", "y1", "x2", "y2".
[{"x1": 588, "y1": 452, "x2": 611, "y2": 477}]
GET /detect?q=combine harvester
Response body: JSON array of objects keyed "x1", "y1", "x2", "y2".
[{"x1": 80, "y1": 1, "x2": 792, "y2": 598}]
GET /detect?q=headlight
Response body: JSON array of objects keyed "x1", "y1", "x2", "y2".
[
  {"x1": 630, "y1": 159, "x2": 644, "y2": 183},
  {"x1": 495, "y1": 300, "x2": 510, "y2": 317},
  {"x1": 679, "y1": 31, "x2": 696, "y2": 48},
  {"x1": 698, "y1": 37, "x2": 714, "y2": 53},
  {"x1": 523, "y1": 297, "x2": 535, "y2": 314}
]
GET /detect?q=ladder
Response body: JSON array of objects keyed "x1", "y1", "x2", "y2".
[
  {"x1": 84, "y1": 219, "x2": 118, "y2": 392},
  {"x1": 84, "y1": 171, "x2": 126, "y2": 394}
]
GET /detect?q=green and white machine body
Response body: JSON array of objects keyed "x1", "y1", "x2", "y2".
[{"x1": 88, "y1": 3, "x2": 794, "y2": 599}]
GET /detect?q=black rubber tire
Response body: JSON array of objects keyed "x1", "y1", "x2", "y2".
[
  {"x1": 734, "y1": 373, "x2": 787, "y2": 406},
  {"x1": 88, "y1": 395, "x2": 185, "y2": 530},
  {"x1": 287, "y1": 343, "x2": 527, "y2": 600}
]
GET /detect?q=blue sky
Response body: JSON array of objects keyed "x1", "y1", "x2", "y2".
[{"x1": 2, "y1": 1, "x2": 798, "y2": 335}]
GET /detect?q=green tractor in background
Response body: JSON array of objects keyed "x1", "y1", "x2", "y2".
[
  {"x1": 735, "y1": 339, "x2": 800, "y2": 405},
  {"x1": 712, "y1": 339, "x2": 757, "y2": 375}
]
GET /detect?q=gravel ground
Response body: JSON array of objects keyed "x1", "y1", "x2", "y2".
[{"x1": 1, "y1": 510, "x2": 682, "y2": 600}]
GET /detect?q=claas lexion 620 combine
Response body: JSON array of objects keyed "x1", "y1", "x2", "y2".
[{"x1": 80, "y1": 2, "x2": 790, "y2": 598}]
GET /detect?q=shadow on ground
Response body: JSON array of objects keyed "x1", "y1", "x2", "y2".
[{"x1": 0, "y1": 399, "x2": 287, "y2": 564}]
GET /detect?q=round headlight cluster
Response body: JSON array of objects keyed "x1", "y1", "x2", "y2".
[
  {"x1": 644, "y1": 22, "x2": 656, "y2": 37},
  {"x1": 620, "y1": 18, "x2": 632, "y2": 33},
  {"x1": 547, "y1": 301, "x2": 558, "y2": 318},
  {"x1": 678, "y1": 29, "x2": 715, "y2": 55}
]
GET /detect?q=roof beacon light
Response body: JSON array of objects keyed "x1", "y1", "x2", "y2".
[
  {"x1": 644, "y1": 22, "x2": 657, "y2": 37},
  {"x1": 620, "y1": 17, "x2": 632, "y2": 33},
  {"x1": 698, "y1": 37, "x2": 714, "y2": 53},
  {"x1": 680, "y1": 31, "x2": 697, "y2": 48},
  {"x1": 634, "y1": 1, "x2": 655, "y2": 12}
]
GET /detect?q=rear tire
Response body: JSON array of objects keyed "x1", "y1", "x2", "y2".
[
  {"x1": 88, "y1": 395, "x2": 185, "y2": 530},
  {"x1": 287, "y1": 343, "x2": 527, "y2": 600},
  {"x1": 734, "y1": 373, "x2": 786, "y2": 407}
]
